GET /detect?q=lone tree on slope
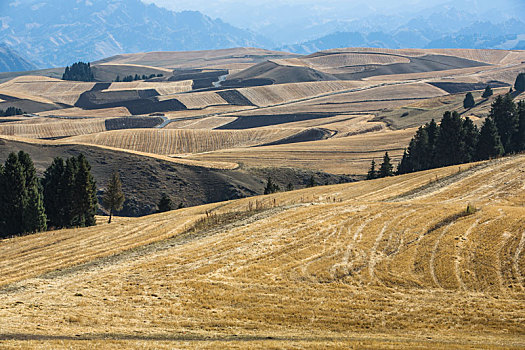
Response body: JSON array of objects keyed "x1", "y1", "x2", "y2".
[
  {"x1": 482, "y1": 85, "x2": 493, "y2": 98},
  {"x1": 157, "y1": 193, "x2": 173, "y2": 213},
  {"x1": 102, "y1": 171, "x2": 125, "y2": 224},
  {"x1": 463, "y1": 92, "x2": 475, "y2": 109}
]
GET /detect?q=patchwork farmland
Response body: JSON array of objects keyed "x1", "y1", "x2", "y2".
[{"x1": 0, "y1": 46, "x2": 524, "y2": 348}]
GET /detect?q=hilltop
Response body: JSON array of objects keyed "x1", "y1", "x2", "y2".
[{"x1": 0, "y1": 154, "x2": 524, "y2": 348}]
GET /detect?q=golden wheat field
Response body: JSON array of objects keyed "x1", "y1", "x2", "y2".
[{"x1": 0, "y1": 155, "x2": 524, "y2": 349}]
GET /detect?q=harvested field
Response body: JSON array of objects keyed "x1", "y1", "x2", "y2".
[
  {"x1": 105, "y1": 81, "x2": 193, "y2": 95},
  {"x1": 64, "y1": 128, "x2": 307, "y2": 155},
  {"x1": 160, "y1": 91, "x2": 228, "y2": 109},
  {"x1": 0, "y1": 76, "x2": 95, "y2": 106},
  {"x1": 191, "y1": 128, "x2": 416, "y2": 174},
  {"x1": 95, "y1": 48, "x2": 297, "y2": 70},
  {"x1": 38, "y1": 107, "x2": 132, "y2": 118},
  {"x1": 232, "y1": 82, "x2": 448, "y2": 117},
  {"x1": 225, "y1": 60, "x2": 338, "y2": 85},
  {"x1": 0, "y1": 118, "x2": 106, "y2": 139},
  {"x1": 164, "y1": 116, "x2": 238, "y2": 130},
  {"x1": 0, "y1": 155, "x2": 524, "y2": 348},
  {"x1": 237, "y1": 81, "x2": 370, "y2": 107}
]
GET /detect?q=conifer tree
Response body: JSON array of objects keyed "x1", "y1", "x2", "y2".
[
  {"x1": 397, "y1": 150, "x2": 410, "y2": 175},
  {"x1": 71, "y1": 154, "x2": 98, "y2": 227},
  {"x1": 157, "y1": 193, "x2": 173, "y2": 213},
  {"x1": 514, "y1": 101, "x2": 525, "y2": 152},
  {"x1": 482, "y1": 86, "x2": 493, "y2": 98},
  {"x1": 102, "y1": 171, "x2": 125, "y2": 224},
  {"x1": 515, "y1": 72, "x2": 525, "y2": 92},
  {"x1": 490, "y1": 94, "x2": 517, "y2": 154},
  {"x1": 42, "y1": 157, "x2": 68, "y2": 228},
  {"x1": 435, "y1": 111, "x2": 464, "y2": 167},
  {"x1": 0, "y1": 153, "x2": 27, "y2": 236},
  {"x1": 378, "y1": 152, "x2": 394, "y2": 178},
  {"x1": 476, "y1": 117, "x2": 504, "y2": 160},
  {"x1": 18, "y1": 151, "x2": 46, "y2": 233},
  {"x1": 463, "y1": 92, "x2": 475, "y2": 109},
  {"x1": 366, "y1": 159, "x2": 377, "y2": 180},
  {"x1": 461, "y1": 117, "x2": 479, "y2": 163}
]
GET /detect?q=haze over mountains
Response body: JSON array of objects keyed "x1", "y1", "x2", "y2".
[
  {"x1": 0, "y1": 0, "x2": 524, "y2": 71},
  {"x1": 0, "y1": 0, "x2": 269, "y2": 69}
]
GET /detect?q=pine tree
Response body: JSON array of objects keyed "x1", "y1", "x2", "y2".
[
  {"x1": 476, "y1": 117, "x2": 504, "y2": 160},
  {"x1": 490, "y1": 94, "x2": 517, "y2": 154},
  {"x1": 157, "y1": 193, "x2": 173, "y2": 213},
  {"x1": 461, "y1": 117, "x2": 479, "y2": 163},
  {"x1": 62, "y1": 156, "x2": 78, "y2": 227},
  {"x1": 378, "y1": 152, "x2": 394, "y2": 178},
  {"x1": 0, "y1": 153, "x2": 27, "y2": 236},
  {"x1": 102, "y1": 171, "x2": 125, "y2": 224},
  {"x1": 397, "y1": 150, "x2": 410, "y2": 175},
  {"x1": 515, "y1": 72, "x2": 525, "y2": 92},
  {"x1": 18, "y1": 151, "x2": 46, "y2": 233},
  {"x1": 42, "y1": 157, "x2": 67, "y2": 228},
  {"x1": 71, "y1": 154, "x2": 98, "y2": 227},
  {"x1": 435, "y1": 111, "x2": 465, "y2": 167},
  {"x1": 514, "y1": 101, "x2": 525, "y2": 152},
  {"x1": 482, "y1": 86, "x2": 493, "y2": 98},
  {"x1": 366, "y1": 159, "x2": 377, "y2": 180},
  {"x1": 463, "y1": 92, "x2": 475, "y2": 109}
]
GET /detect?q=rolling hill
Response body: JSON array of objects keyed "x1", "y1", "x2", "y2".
[{"x1": 0, "y1": 154, "x2": 523, "y2": 348}]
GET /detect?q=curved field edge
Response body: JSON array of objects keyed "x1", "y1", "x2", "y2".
[{"x1": 0, "y1": 135, "x2": 239, "y2": 170}]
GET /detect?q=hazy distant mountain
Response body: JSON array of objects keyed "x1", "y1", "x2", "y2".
[
  {"x1": 0, "y1": 0, "x2": 271, "y2": 68},
  {"x1": 0, "y1": 44, "x2": 37, "y2": 73},
  {"x1": 282, "y1": 16, "x2": 525, "y2": 54}
]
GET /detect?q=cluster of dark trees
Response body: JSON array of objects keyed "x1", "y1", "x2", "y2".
[
  {"x1": 62, "y1": 62, "x2": 95, "y2": 82},
  {"x1": 366, "y1": 152, "x2": 394, "y2": 180},
  {"x1": 115, "y1": 73, "x2": 163, "y2": 82},
  {"x1": 396, "y1": 94, "x2": 524, "y2": 175},
  {"x1": 0, "y1": 107, "x2": 24, "y2": 117},
  {"x1": 0, "y1": 152, "x2": 97, "y2": 237}
]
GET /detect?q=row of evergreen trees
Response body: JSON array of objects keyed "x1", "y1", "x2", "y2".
[
  {"x1": 62, "y1": 62, "x2": 95, "y2": 82},
  {"x1": 115, "y1": 73, "x2": 163, "y2": 82},
  {"x1": 395, "y1": 94, "x2": 524, "y2": 175},
  {"x1": 0, "y1": 107, "x2": 24, "y2": 117},
  {"x1": 0, "y1": 152, "x2": 98, "y2": 238}
]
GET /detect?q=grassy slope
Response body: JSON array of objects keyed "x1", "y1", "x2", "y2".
[{"x1": 0, "y1": 155, "x2": 524, "y2": 348}]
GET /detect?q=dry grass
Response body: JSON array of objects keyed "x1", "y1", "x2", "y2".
[{"x1": 0, "y1": 155, "x2": 524, "y2": 348}]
